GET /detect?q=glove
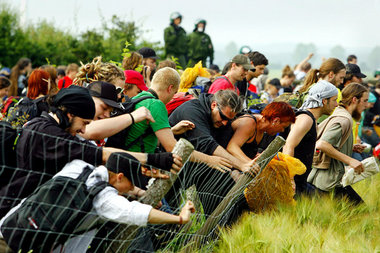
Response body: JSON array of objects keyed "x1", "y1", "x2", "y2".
[{"x1": 147, "y1": 152, "x2": 174, "y2": 171}]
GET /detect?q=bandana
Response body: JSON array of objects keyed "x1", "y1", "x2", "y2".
[{"x1": 300, "y1": 80, "x2": 338, "y2": 110}]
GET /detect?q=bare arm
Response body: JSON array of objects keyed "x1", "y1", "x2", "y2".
[
  {"x1": 226, "y1": 118, "x2": 256, "y2": 163},
  {"x1": 283, "y1": 114, "x2": 313, "y2": 157},
  {"x1": 316, "y1": 140, "x2": 364, "y2": 173},
  {"x1": 148, "y1": 201, "x2": 195, "y2": 224},
  {"x1": 81, "y1": 107, "x2": 154, "y2": 140},
  {"x1": 155, "y1": 127, "x2": 178, "y2": 152},
  {"x1": 213, "y1": 145, "x2": 244, "y2": 171},
  {"x1": 295, "y1": 53, "x2": 314, "y2": 71},
  {"x1": 102, "y1": 147, "x2": 147, "y2": 164},
  {"x1": 191, "y1": 150, "x2": 233, "y2": 173},
  {"x1": 156, "y1": 128, "x2": 233, "y2": 172}
]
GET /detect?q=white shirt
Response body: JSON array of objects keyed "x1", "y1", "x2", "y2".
[
  {"x1": 0, "y1": 160, "x2": 152, "y2": 238},
  {"x1": 55, "y1": 159, "x2": 152, "y2": 226},
  {"x1": 294, "y1": 70, "x2": 306, "y2": 81}
]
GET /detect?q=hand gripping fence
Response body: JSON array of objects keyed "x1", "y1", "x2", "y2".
[
  {"x1": 107, "y1": 138, "x2": 194, "y2": 252},
  {"x1": 184, "y1": 135, "x2": 286, "y2": 251}
]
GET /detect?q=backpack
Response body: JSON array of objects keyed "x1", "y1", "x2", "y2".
[
  {"x1": 166, "y1": 92, "x2": 195, "y2": 116},
  {"x1": 1, "y1": 166, "x2": 111, "y2": 253},
  {"x1": 0, "y1": 121, "x2": 21, "y2": 189},
  {"x1": 6, "y1": 96, "x2": 44, "y2": 128},
  {"x1": 273, "y1": 87, "x2": 311, "y2": 109},
  {"x1": 105, "y1": 95, "x2": 154, "y2": 152},
  {"x1": 0, "y1": 96, "x2": 20, "y2": 116},
  {"x1": 212, "y1": 76, "x2": 241, "y2": 94}
]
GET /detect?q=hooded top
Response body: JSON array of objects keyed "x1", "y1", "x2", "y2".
[{"x1": 169, "y1": 93, "x2": 220, "y2": 155}]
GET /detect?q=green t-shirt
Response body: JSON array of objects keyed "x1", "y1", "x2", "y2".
[
  {"x1": 125, "y1": 91, "x2": 170, "y2": 153},
  {"x1": 307, "y1": 122, "x2": 353, "y2": 191}
]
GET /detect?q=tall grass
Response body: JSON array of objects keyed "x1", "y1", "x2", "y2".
[{"x1": 214, "y1": 173, "x2": 380, "y2": 253}]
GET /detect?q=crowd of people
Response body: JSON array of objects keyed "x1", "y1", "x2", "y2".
[{"x1": 0, "y1": 20, "x2": 380, "y2": 252}]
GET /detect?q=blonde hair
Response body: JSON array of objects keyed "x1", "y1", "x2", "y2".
[
  {"x1": 122, "y1": 52, "x2": 143, "y2": 71},
  {"x1": 282, "y1": 65, "x2": 295, "y2": 78},
  {"x1": 157, "y1": 60, "x2": 176, "y2": 71},
  {"x1": 300, "y1": 58, "x2": 345, "y2": 93},
  {"x1": 151, "y1": 67, "x2": 180, "y2": 91},
  {"x1": 66, "y1": 63, "x2": 79, "y2": 73},
  {"x1": 74, "y1": 56, "x2": 124, "y2": 86}
]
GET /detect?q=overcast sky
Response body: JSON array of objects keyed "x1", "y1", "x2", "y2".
[{"x1": 3, "y1": 0, "x2": 380, "y2": 66}]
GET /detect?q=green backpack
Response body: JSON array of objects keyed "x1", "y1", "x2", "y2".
[{"x1": 273, "y1": 86, "x2": 312, "y2": 108}]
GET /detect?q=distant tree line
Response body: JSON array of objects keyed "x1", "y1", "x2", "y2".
[
  {"x1": 293, "y1": 43, "x2": 380, "y2": 72},
  {"x1": 0, "y1": 3, "x2": 162, "y2": 68}
]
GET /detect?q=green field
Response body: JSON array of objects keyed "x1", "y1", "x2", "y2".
[{"x1": 213, "y1": 173, "x2": 380, "y2": 253}]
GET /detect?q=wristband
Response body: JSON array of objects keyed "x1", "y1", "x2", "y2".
[
  {"x1": 129, "y1": 113, "x2": 135, "y2": 125},
  {"x1": 179, "y1": 216, "x2": 183, "y2": 225}
]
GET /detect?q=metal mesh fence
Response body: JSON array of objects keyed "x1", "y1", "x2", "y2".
[{"x1": 0, "y1": 123, "x2": 282, "y2": 252}]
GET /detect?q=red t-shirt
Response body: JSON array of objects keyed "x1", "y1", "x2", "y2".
[
  {"x1": 208, "y1": 76, "x2": 240, "y2": 95},
  {"x1": 248, "y1": 81, "x2": 257, "y2": 93},
  {"x1": 57, "y1": 76, "x2": 73, "y2": 89}
]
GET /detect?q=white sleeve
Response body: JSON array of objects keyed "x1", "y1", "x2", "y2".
[{"x1": 93, "y1": 187, "x2": 152, "y2": 227}]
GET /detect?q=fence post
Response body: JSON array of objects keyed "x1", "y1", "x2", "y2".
[
  {"x1": 107, "y1": 138, "x2": 194, "y2": 252},
  {"x1": 185, "y1": 136, "x2": 286, "y2": 251}
]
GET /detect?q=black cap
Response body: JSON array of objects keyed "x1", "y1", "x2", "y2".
[
  {"x1": 346, "y1": 64, "x2": 366, "y2": 78},
  {"x1": 268, "y1": 78, "x2": 282, "y2": 90},
  {"x1": 86, "y1": 81, "x2": 123, "y2": 109},
  {"x1": 106, "y1": 152, "x2": 147, "y2": 187},
  {"x1": 53, "y1": 85, "x2": 96, "y2": 120},
  {"x1": 138, "y1": 47, "x2": 158, "y2": 59},
  {"x1": 209, "y1": 64, "x2": 220, "y2": 73},
  {"x1": 57, "y1": 68, "x2": 66, "y2": 76}
]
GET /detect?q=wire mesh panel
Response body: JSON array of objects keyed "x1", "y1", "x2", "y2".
[{"x1": 0, "y1": 122, "x2": 285, "y2": 252}]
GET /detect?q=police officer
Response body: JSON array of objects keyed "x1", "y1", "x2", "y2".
[
  {"x1": 164, "y1": 12, "x2": 188, "y2": 68},
  {"x1": 239, "y1": 45, "x2": 252, "y2": 56},
  {"x1": 187, "y1": 19, "x2": 214, "y2": 67}
]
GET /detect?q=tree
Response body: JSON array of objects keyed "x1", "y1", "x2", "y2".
[
  {"x1": 0, "y1": 4, "x2": 29, "y2": 67},
  {"x1": 101, "y1": 15, "x2": 162, "y2": 63},
  {"x1": 368, "y1": 46, "x2": 380, "y2": 70},
  {"x1": 24, "y1": 20, "x2": 77, "y2": 66},
  {"x1": 73, "y1": 30, "x2": 105, "y2": 63},
  {"x1": 292, "y1": 43, "x2": 317, "y2": 65},
  {"x1": 330, "y1": 45, "x2": 346, "y2": 62},
  {"x1": 0, "y1": 4, "x2": 162, "y2": 67}
]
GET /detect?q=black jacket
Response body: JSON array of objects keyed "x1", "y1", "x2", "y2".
[
  {"x1": 169, "y1": 94, "x2": 221, "y2": 155},
  {"x1": 0, "y1": 112, "x2": 102, "y2": 217}
]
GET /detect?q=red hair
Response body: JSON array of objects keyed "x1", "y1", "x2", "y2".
[
  {"x1": 27, "y1": 69, "x2": 50, "y2": 99},
  {"x1": 261, "y1": 102, "x2": 295, "y2": 123}
]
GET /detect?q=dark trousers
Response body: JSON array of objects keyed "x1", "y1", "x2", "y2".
[
  {"x1": 316, "y1": 185, "x2": 364, "y2": 205},
  {"x1": 333, "y1": 185, "x2": 364, "y2": 205}
]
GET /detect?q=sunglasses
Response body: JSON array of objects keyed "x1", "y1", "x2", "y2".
[
  {"x1": 217, "y1": 105, "x2": 233, "y2": 121},
  {"x1": 115, "y1": 87, "x2": 124, "y2": 95}
]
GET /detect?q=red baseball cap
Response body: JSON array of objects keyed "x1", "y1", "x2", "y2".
[{"x1": 124, "y1": 70, "x2": 148, "y2": 91}]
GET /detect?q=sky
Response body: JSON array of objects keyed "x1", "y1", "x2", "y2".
[{"x1": 3, "y1": 0, "x2": 380, "y2": 67}]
